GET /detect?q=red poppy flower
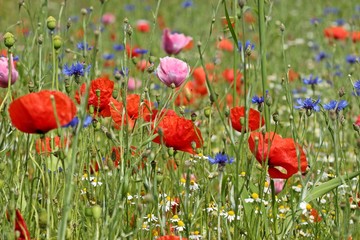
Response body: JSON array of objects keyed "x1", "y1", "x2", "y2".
[
  {"x1": 222, "y1": 68, "x2": 242, "y2": 94},
  {"x1": 288, "y1": 68, "x2": 300, "y2": 82},
  {"x1": 355, "y1": 115, "x2": 360, "y2": 126},
  {"x1": 324, "y1": 26, "x2": 349, "y2": 40},
  {"x1": 144, "y1": 108, "x2": 178, "y2": 122},
  {"x1": 6, "y1": 209, "x2": 30, "y2": 240},
  {"x1": 310, "y1": 208, "x2": 322, "y2": 222},
  {"x1": 248, "y1": 132, "x2": 308, "y2": 179},
  {"x1": 230, "y1": 106, "x2": 264, "y2": 132},
  {"x1": 136, "y1": 59, "x2": 151, "y2": 72},
  {"x1": 35, "y1": 136, "x2": 70, "y2": 155},
  {"x1": 110, "y1": 146, "x2": 143, "y2": 171},
  {"x1": 152, "y1": 115, "x2": 203, "y2": 154},
  {"x1": 75, "y1": 77, "x2": 114, "y2": 117},
  {"x1": 126, "y1": 44, "x2": 142, "y2": 58},
  {"x1": 217, "y1": 38, "x2": 234, "y2": 52},
  {"x1": 109, "y1": 94, "x2": 152, "y2": 128},
  {"x1": 158, "y1": 236, "x2": 188, "y2": 240},
  {"x1": 9, "y1": 90, "x2": 76, "y2": 134},
  {"x1": 351, "y1": 31, "x2": 360, "y2": 43},
  {"x1": 175, "y1": 83, "x2": 195, "y2": 106}
]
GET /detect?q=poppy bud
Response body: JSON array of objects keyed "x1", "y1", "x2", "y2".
[
  {"x1": 28, "y1": 81, "x2": 35, "y2": 93},
  {"x1": 338, "y1": 87, "x2": 345, "y2": 97},
  {"x1": 225, "y1": 107, "x2": 230, "y2": 117},
  {"x1": 272, "y1": 111, "x2": 279, "y2": 123},
  {"x1": 53, "y1": 35, "x2": 62, "y2": 50},
  {"x1": 126, "y1": 25, "x2": 133, "y2": 37},
  {"x1": 149, "y1": 56, "x2": 157, "y2": 64},
  {"x1": 38, "y1": 34, "x2": 43, "y2": 45},
  {"x1": 329, "y1": 109, "x2": 337, "y2": 121},
  {"x1": 92, "y1": 205, "x2": 102, "y2": 219},
  {"x1": 67, "y1": 20, "x2": 71, "y2": 29},
  {"x1": 238, "y1": 0, "x2": 245, "y2": 8},
  {"x1": 339, "y1": 114, "x2": 345, "y2": 126},
  {"x1": 266, "y1": 94, "x2": 272, "y2": 106},
  {"x1": 280, "y1": 23, "x2": 285, "y2": 32},
  {"x1": 191, "y1": 141, "x2": 197, "y2": 151},
  {"x1": 191, "y1": 112, "x2": 197, "y2": 122},
  {"x1": 3, "y1": 32, "x2": 16, "y2": 48},
  {"x1": 132, "y1": 57, "x2": 139, "y2": 65},
  {"x1": 155, "y1": 94, "x2": 160, "y2": 104},
  {"x1": 146, "y1": 64, "x2": 155, "y2": 73},
  {"x1": 168, "y1": 147, "x2": 175, "y2": 157},
  {"x1": 353, "y1": 123, "x2": 360, "y2": 133},
  {"x1": 85, "y1": 207, "x2": 93, "y2": 217},
  {"x1": 204, "y1": 107, "x2": 211, "y2": 118},
  {"x1": 46, "y1": 16, "x2": 56, "y2": 31},
  {"x1": 39, "y1": 209, "x2": 48, "y2": 228},
  {"x1": 112, "y1": 89, "x2": 118, "y2": 99},
  {"x1": 89, "y1": 105, "x2": 95, "y2": 114},
  {"x1": 81, "y1": 8, "x2": 87, "y2": 16}
]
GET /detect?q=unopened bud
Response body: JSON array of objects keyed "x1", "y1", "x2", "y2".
[
  {"x1": 338, "y1": 87, "x2": 345, "y2": 98},
  {"x1": 53, "y1": 35, "x2": 62, "y2": 50},
  {"x1": 204, "y1": 107, "x2": 211, "y2": 118},
  {"x1": 191, "y1": 112, "x2": 197, "y2": 122},
  {"x1": 46, "y1": 16, "x2": 56, "y2": 31},
  {"x1": 3, "y1": 32, "x2": 16, "y2": 48}
]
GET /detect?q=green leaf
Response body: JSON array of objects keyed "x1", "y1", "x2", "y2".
[
  {"x1": 303, "y1": 171, "x2": 360, "y2": 202},
  {"x1": 223, "y1": 1, "x2": 238, "y2": 45}
]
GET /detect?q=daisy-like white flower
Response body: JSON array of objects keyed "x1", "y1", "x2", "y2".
[
  {"x1": 170, "y1": 214, "x2": 180, "y2": 223},
  {"x1": 189, "y1": 231, "x2": 202, "y2": 240},
  {"x1": 244, "y1": 193, "x2": 261, "y2": 203},
  {"x1": 205, "y1": 202, "x2": 218, "y2": 213},
  {"x1": 224, "y1": 210, "x2": 236, "y2": 222},
  {"x1": 292, "y1": 184, "x2": 302, "y2": 193},
  {"x1": 141, "y1": 223, "x2": 149, "y2": 231},
  {"x1": 174, "y1": 220, "x2": 186, "y2": 232},
  {"x1": 299, "y1": 201, "x2": 312, "y2": 214},
  {"x1": 144, "y1": 214, "x2": 158, "y2": 223},
  {"x1": 189, "y1": 179, "x2": 199, "y2": 191}
]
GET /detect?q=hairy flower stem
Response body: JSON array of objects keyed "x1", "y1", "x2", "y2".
[{"x1": 258, "y1": 0, "x2": 270, "y2": 131}]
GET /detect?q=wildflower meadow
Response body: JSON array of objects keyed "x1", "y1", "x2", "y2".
[{"x1": 1, "y1": 0, "x2": 360, "y2": 239}]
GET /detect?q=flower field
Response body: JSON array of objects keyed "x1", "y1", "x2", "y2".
[{"x1": 0, "y1": 0, "x2": 360, "y2": 239}]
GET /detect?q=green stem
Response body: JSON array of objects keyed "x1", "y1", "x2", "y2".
[{"x1": 258, "y1": 0, "x2": 270, "y2": 130}]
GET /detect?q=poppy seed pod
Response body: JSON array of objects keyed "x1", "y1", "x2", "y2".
[{"x1": 46, "y1": 16, "x2": 57, "y2": 31}]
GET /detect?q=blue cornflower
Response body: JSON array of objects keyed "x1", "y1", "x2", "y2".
[
  {"x1": 310, "y1": 18, "x2": 321, "y2": 25},
  {"x1": 103, "y1": 53, "x2": 115, "y2": 60},
  {"x1": 356, "y1": 5, "x2": 360, "y2": 12},
  {"x1": 134, "y1": 48, "x2": 148, "y2": 55},
  {"x1": 125, "y1": 4, "x2": 135, "y2": 11},
  {"x1": 323, "y1": 7, "x2": 339, "y2": 15},
  {"x1": 252, "y1": 95, "x2": 264, "y2": 104},
  {"x1": 63, "y1": 115, "x2": 93, "y2": 128},
  {"x1": 346, "y1": 55, "x2": 359, "y2": 64},
  {"x1": 113, "y1": 44, "x2": 124, "y2": 51},
  {"x1": 238, "y1": 40, "x2": 255, "y2": 52},
  {"x1": 208, "y1": 153, "x2": 234, "y2": 165},
  {"x1": 354, "y1": 80, "x2": 360, "y2": 90},
  {"x1": 182, "y1": 0, "x2": 193, "y2": 8},
  {"x1": 315, "y1": 51, "x2": 328, "y2": 62},
  {"x1": 114, "y1": 67, "x2": 129, "y2": 77},
  {"x1": 335, "y1": 18, "x2": 345, "y2": 26},
  {"x1": 77, "y1": 42, "x2": 93, "y2": 51},
  {"x1": 294, "y1": 98, "x2": 321, "y2": 112},
  {"x1": 63, "y1": 62, "x2": 91, "y2": 77},
  {"x1": 323, "y1": 100, "x2": 348, "y2": 112},
  {"x1": 303, "y1": 75, "x2": 322, "y2": 85}
]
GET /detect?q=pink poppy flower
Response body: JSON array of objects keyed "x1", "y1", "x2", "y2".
[
  {"x1": 162, "y1": 28, "x2": 192, "y2": 55},
  {"x1": 156, "y1": 56, "x2": 190, "y2": 88},
  {"x1": 0, "y1": 56, "x2": 18, "y2": 88},
  {"x1": 128, "y1": 77, "x2": 142, "y2": 91},
  {"x1": 101, "y1": 13, "x2": 116, "y2": 25}
]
